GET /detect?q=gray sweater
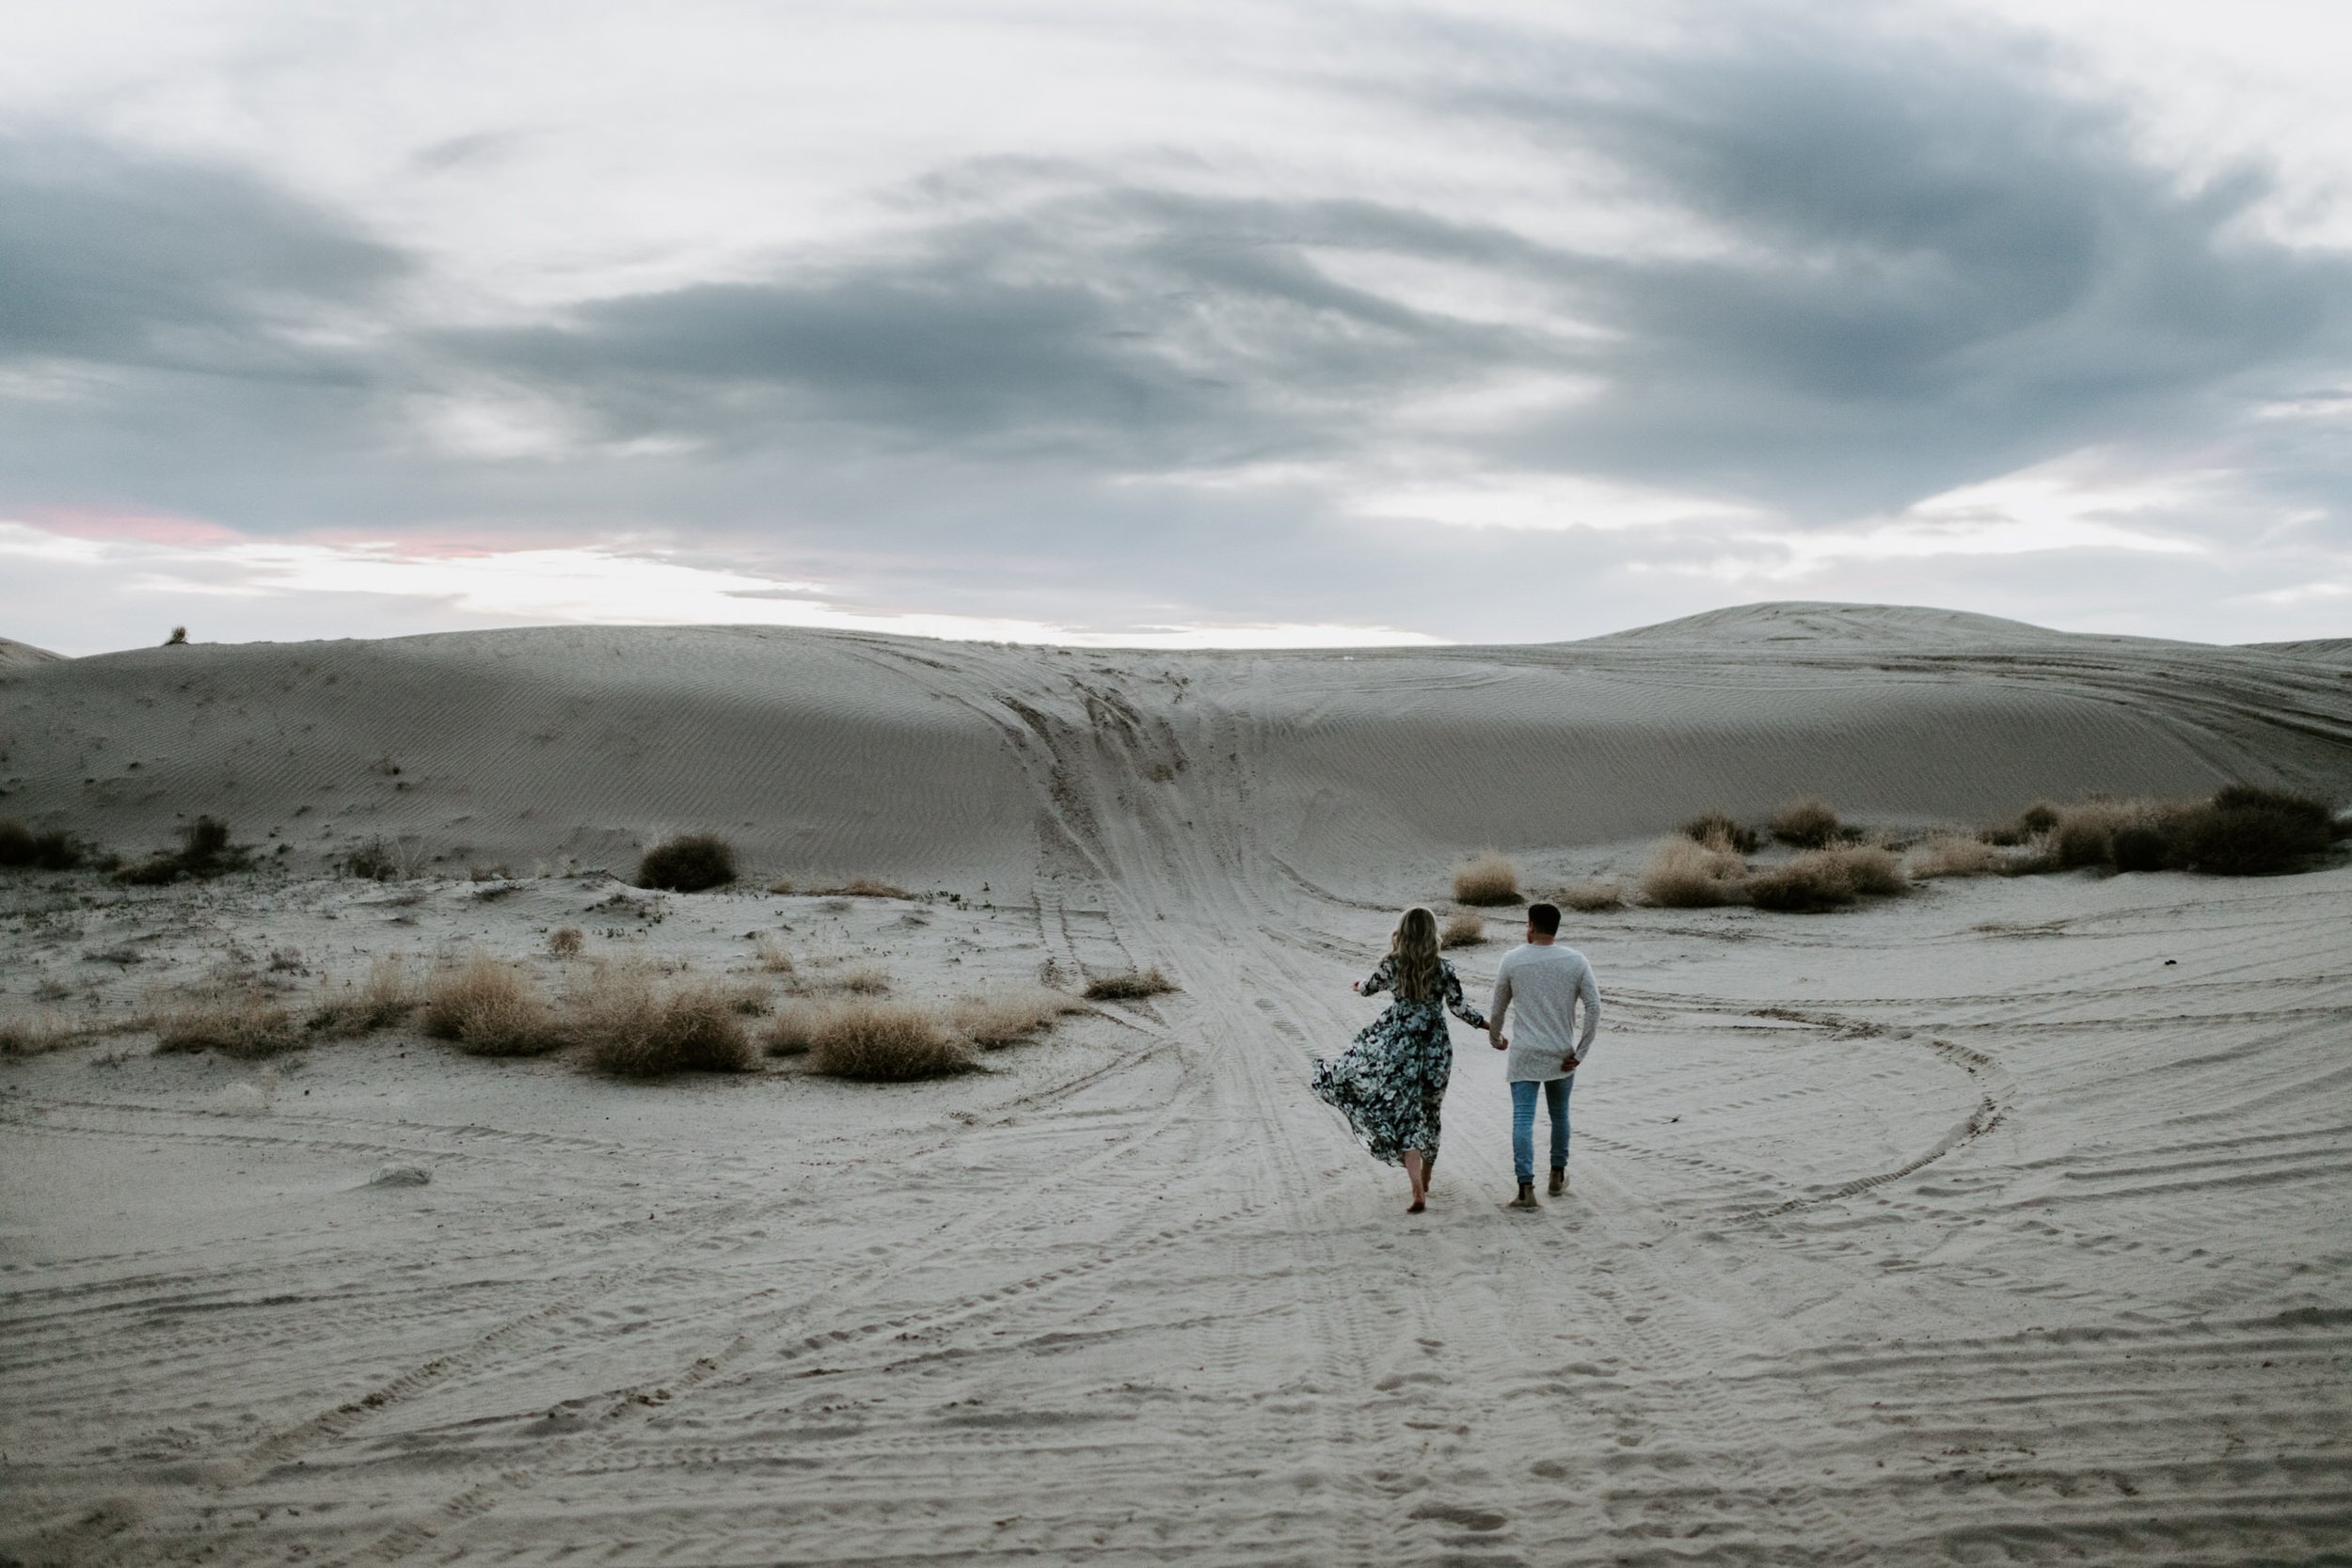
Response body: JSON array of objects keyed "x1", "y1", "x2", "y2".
[{"x1": 1488, "y1": 943, "x2": 1600, "y2": 1083}]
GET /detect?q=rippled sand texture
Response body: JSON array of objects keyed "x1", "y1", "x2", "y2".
[{"x1": 4, "y1": 601, "x2": 2350, "y2": 1566}]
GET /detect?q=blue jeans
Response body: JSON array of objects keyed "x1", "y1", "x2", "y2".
[{"x1": 1510, "y1": 1076, "x2": 1573, "y2": 1184}]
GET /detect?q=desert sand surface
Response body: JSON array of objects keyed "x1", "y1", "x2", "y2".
[{"x1": 4, "y1": 599, "x2": 2351, "y2": 1566}]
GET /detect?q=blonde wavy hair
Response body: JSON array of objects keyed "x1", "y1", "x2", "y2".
[{"x1": 1387, "y1": 907, "x2": 1442, "y2": 1002}]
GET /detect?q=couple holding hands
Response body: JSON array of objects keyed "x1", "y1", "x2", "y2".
[{"x1": 1311, "y1": 901, "x2": 1600, "y2": 1214}]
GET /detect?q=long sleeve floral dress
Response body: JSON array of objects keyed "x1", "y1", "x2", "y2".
[{"x1": 1311, "y1": 956, "x2": 1488, "y2": 1166}]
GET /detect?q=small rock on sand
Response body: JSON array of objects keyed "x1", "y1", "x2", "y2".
[{"x1": 369, "y1": 1163, "x2": 432, "y2": 1187}]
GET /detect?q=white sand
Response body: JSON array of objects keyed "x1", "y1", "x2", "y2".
[{"x1": 3, "y1": 601, "x2": 2349, "y2": 1565}]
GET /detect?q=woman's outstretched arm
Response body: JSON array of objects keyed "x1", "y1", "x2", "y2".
[
  {"x1": 1440, "y1": 963, "x2": 1487, "y2": 1029},
  {"x1": 1353, "y1": 956, "x2": 1393, "y2": 996}
]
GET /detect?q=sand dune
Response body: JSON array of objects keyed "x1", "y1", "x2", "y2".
[{"x1": 4, "y1": 602, "x2": 2350, "y2": 1566}]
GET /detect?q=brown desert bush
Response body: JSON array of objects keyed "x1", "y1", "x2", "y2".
[
  {"x1": 1746, "y1": 847, "x2": 1907, "y2": 912},
  {"x1": 1769, "y1": 797, "x2": 1841, "y2": 848},
  {"x1": 153, "y1": 987, "x2": 297, "y2": 1058},
  {"x1": 950, "y1": 987, "x2": 1087, "y2": 1048},
  {"x1": 422, "y1": 958, "x2": 563, "y2": 1056},
  {"x1": 119, "y1": 816, "x2": 248, "y2": 885},
  {"x1": 0, "y1": 821, "x2": 87, "y2": 871},
  {"x1": 636, "y1": 832, "x2": 736, "y2": 893},
  {"x1": 308, "y1": 955, "x2": 416, "y2": 1037},
  {"x1": 761, "y1": 998, "x2": 835, "y2": 1056},
  {"x1": 752, "y1": 934, "x2": 795, "y2": 973},
  {"x1": 1908, "y1": 834, "x2": 2005, "y2": 879},
  {"x1": 548, "y1": 926, "x2": 584, "y2": 958},
  {"x1": 800, "y1": 963, "x2": 890, "y2": 995},
  {"x1": 828, "y1": 876, "x2": 913, "y2": 899},
  {"x1": 1553, "y1": 879, "x2": 1625, "y2": 913},
  {"x1": 805, "y1": 1001, "x2": 976, "y2": 1081},
  {"x1": 1678, "y1": 811, "x2": 1759, "y2": 853},
  {"x1": 1439, "y1": 910, "x2": 1486, "y2": 948},
  {"x1": 2172, "y1": 784, "x2": 2338, "y2": 875},
  {"x1": 0, "y1": 1012, "x2": 72, "y2": 1056},
  {"x1": 1083, "y1": 966, "x2": 1177, "y2": 1001},
  {"x1": 572, "y1": 965, "x2": 755, "y2": 1077},
  {"x1": 1642, "y1": 838, "x2": 1748, "y2": 908},
  {"x1": 1451, "y1": 849, "x2": 1522, "y2": 906}
]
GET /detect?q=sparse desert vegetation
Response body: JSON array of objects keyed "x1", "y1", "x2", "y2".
[
  {"x1": 1084, "y1": 966, "x2": 1177, "y2": 1001},
  {"x1": 1908, "y1": 834, "x2": 2007, "y2": 879},
  {"x1": 0, "y1": 1011, "x2": 73, "y2": 1056},
  {"x1": 803, "y1": 1001, "x2": 976, "y2": 1081},
  {"x1": 308, "y1": 955, "x2": 416, "y2": 1037},
  {"x1": 1451, "y1": 849, "x2": 1522, "y2": 906},
  {"x1": 151, "y1": 986, "x2": 297, "y2": 1059},
  {"x1": 1679, "y1": 811, "x2": 1760, "y2": 853},
  {"x1": 1972, "y1": 785, "x2": 2342, "y2": 878},
  {"x1": 950, "y1": 987, "x2": 1087, "y2": 1047},
  {"x1": 0, "y1": 821, "x2": 88, "y2": 871},
  {"x1": 1643, "y1": 837, "x2": 1750, "y2": 908},
  {"x1": 1746, "y1": 846, "x2": 1908, "y2": 912},
  {"x1": 637, "y1": 832, "x2": 737, "y2": 893},
  {"x1": 119, "y1": 816, "x2": 248, "y2": 885},
  {"x1": 574, "y1": 965, "x2": 755, "y2": 1078},
  {"x1": 1770, "y1": 797, "x2": 1843, "y2": 848},
  {"x1": 548, "y1": 926, "x2": 584, "y2": 958},
  {"x1": 825, "y1": 876, "x2": 913, "y2": 899},
  {"x1": 752, "y1": 935, "x2": 795, "y2": 973},
  {"x1": 1439, "y1": 910, "x2": 1486, "y2": 948},
  {"x1": 422, "y1": 957, "x2": 563, "y2": 1056},
  {"x1": 1554, "y1": 879, "x2": 1626, "y2": 913}
]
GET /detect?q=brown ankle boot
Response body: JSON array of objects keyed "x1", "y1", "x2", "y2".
[
  {"x1": 1507, "y1": 1182, "x2": 1539, "y2": 1210},
  {"x1": 1548, "y1": 1169, "x2": 1565, "y2": 1196}
]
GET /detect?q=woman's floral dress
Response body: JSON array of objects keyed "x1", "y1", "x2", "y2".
[{"x1": 1311, "y1": 956, "x2": 1487, "y2": 1165}]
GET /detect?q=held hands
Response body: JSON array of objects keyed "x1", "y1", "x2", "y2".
[{"x1": 1490, "y1": 1029, "x2": 1509, "y2": 1052}]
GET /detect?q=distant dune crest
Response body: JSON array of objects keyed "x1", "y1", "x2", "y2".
[
  {"x1": 0, "y1": 636, "x2": 64, "y2": 670},
  {"x1": 1586, "y1": 601, "x2": 2101, "y2": 649}
]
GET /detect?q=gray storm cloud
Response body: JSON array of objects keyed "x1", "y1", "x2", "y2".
[{"x1": 1, "y1": 4, "x2": 2346, "y2": 644}]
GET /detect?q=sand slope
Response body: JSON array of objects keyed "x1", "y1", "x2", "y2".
[
  {"x1": 4, "y1": 603, "x2": 2351, "y2": 1567},
  {"x1": 3, "y1": 604, "x2": 2346, "y2": 894}
]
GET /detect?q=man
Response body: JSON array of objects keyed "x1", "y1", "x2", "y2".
[{"x1": 1486, "y1": 901, "x2": 1600, "y2": 1211}]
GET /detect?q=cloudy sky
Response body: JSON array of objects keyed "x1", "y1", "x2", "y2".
[{"x1": 4, "y1": 0, "x2": 2349, "y2": 654}]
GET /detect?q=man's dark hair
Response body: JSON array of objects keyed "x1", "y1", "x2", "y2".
[{"x1": 1527, "y1": 902, "x2": 1561, "y2": 937}]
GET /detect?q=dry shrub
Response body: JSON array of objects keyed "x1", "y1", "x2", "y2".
[
  {"x1": 0, "y1": 1012, "x2": 73, "y2": 1056},
  {"x1": 1746, "y1": 847, "x2": 1907, "y2": 913},
  {"x1": 548, "y1": 926, "x2": 584, "y2": 958},
  {"x1": 806, "y1": 1001, "x2": 975, "y2": 1081},
  {"x1": 752, "y1": 935, "x2": 795, "y2": 973},
  {"x1": 1678, "y1": 811, "x2": 1759, "y2": 853},
  {"x1": 766, "y1": 876, "x2": 796, "y2": 895},
  {"x1": 2173, "y1": 784, "x2": 2338, "y2": 875},
  {"x1": 422, "y1": 957, "x2": 562, "y2": 1056},
  {"x1": 0, "y1": 821, "x2": 87, "y2": 871},
  {"x1": 950, "y1": 987, "x2": 1086, "y2": 1048},
  {"x1": 719, "y1": 979, "x2": 771, "y2": 1016},
  {"x1": 761, "y1": 998, "x2": 836, "y2": 1056},
  {"x1": 153, "y1": 987, "x2": 297, "y2": 1058},
  {"x1": 636, "y1": 832, "x2": 736, "y2": 892},
  {"x1": 1642, "y1": 838, "x2": 1748, "y2": 908},
  {"x1": 574, "y1": 966, "x2": 755, "y2": 1078},
  {"x1": 829, "y1": 877, "x2": 913, "y2": 899},
  {"x1": 309, "y1": 955, "x2": 416, "y2": 1037},
  {"x1": 1439, "y1": 910, "x2": 1486, "y2": 949},
  {"x1": 1554, "y1": 879, "x2": 1625, "y2": 913},
  {"x1": 1451, "y1": 849, "x2": 1522, "y2": 907},
  {"x1": 1084, "y1": 966, "x2": 1177, "y2": 1001},
  {"x1": 1908, "y1": 834, "x2": 2005, "y2": 879},
  {"x1": 1770, "y1": 797, "x2": 1841, "y2": 848},
  {"x1": 801, "y1": 963, "x2": 890, "y2": 995}
]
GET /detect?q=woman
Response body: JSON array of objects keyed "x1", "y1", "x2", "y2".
[{"x1": 1311, "y1": 907, "x2": 1487, "y2": 1213}]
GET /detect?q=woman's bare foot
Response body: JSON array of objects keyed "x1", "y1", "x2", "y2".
[{"x1": 1404, "y1": 1151, "x2": 1428, "y2": 1212}]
